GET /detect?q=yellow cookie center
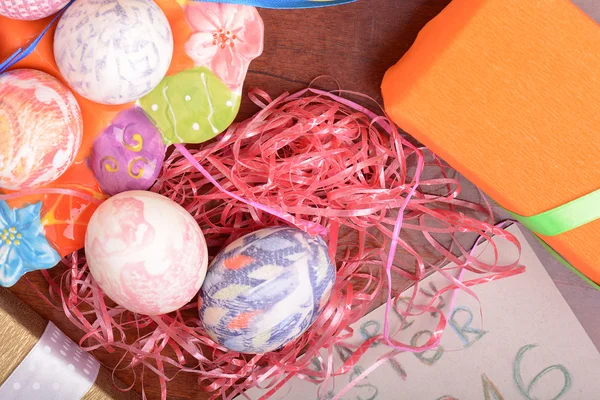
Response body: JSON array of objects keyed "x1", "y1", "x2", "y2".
[{"x1": 2, "y1": 227, "x2": 21, "y2": 246}]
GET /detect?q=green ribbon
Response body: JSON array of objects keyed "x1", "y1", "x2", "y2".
[
  {"x1": 508, "y1": 188, "x2": 600, "y2": 291},
  {"x1": 509, "y1": 188, "x2": 600, "y2": 237}
]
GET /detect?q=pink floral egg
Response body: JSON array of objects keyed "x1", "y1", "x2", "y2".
[
  {"x1": 0, "y1": 0, "x2": 70, "y2": 20},
  {"x1": 85, "y1": 191, "x2": 208, "y2": 315},
  {"x1": 0, "y1": 69, "x2": 82, "y2": 190}
]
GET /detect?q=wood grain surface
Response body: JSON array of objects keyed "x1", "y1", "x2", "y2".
[{"x1": 5, "y1": 1, "x2": 600, "y2": 399}]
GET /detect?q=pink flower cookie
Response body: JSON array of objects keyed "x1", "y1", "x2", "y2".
[{"x1": 184, "y1": 2, "x2": 264, "y2": 92}]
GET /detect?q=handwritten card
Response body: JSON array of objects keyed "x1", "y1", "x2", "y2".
[{"x1": 240, "y1": 225, "x2": 600, "y2": 399}]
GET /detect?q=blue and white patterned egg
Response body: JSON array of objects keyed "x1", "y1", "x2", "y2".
[
  {"x1": 54, "y1": 0, "x2": 173, "y2": 105},
  {"x1": 199, "y1": 227, "x2": 336, "y2": 354}
]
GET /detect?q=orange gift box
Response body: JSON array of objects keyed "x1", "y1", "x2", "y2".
[{"x1": 382, "y1": 0, "x2": 600, "y2": 282}]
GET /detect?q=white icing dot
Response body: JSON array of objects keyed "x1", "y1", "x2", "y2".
[
  {"x1": 60, "y1": 350, "x2": 67, "y2": 356},
  {"x1": 185, "y1": 95, "x2": 191, "y2": 102},
  {"x1": 50, "y1": 337, "x2": 57, "y2": 342},
  {"x1": 28, "y1": 364, "x2": 36, "y2": 372},
  {"x1": 63, "y1": 344, "x2": 69, "y2": 350},
  {"x1": 84, "y1": 369, "x2": 90, "y2": 375},
  {"x1": 226, "y1": 100, "x2": 233, "y2": 107},
  {"x1": 13, "y1": 382, "x2": 20, "y2": 390},
  {"x1": 192, "y1": 123, "x2": 200, "y2": 131},
  {"x1": 151, "y1": 104, "x2": 158, "y2": 111},
  {"x1": 53, "y1": 383, "x2": 60, "y2": 390},
  {"x1": 33, "y1": 382, "x2": 40, "y2": 390},
  {"x1": 43, "y1": 346, "x2": 51, "y2": 353},
  {"x1": 67, "y1": 364, "x2": 75, "y2": 372}
]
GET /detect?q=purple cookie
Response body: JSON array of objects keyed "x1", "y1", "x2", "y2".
[{"x1": 89, "y1": 108, "x2": 165, "y2": 195}]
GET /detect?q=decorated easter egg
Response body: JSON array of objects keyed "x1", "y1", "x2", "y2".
[
  {"x1": 89, "y1": 108, "x2": 165, "y2": 195},
  {"x1": 54, "y1": 0, "x2": 173, "y2": 105},
  {"x1": 85, "y1": 191, "x2": 208, "y2": 315},
  {"x1": 139, "y1": 67, "x2": 240, "y2": 145},
  {"x1": 0, "y1": 0, "x2": 70, "y2": 20},
  {"x1": 199, "y1": 227, "x2": 336, "y2": 353},
  {"x1": 0, "y1": 69, "x2": 82, "y2": 190}
]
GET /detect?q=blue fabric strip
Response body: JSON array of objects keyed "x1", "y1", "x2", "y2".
[
  {"x1": 0, "y1": 0, "x2": 74, "y2": 75},
  {"x1": 191, "y1": 0, "x2": 356, "y2": 9}
]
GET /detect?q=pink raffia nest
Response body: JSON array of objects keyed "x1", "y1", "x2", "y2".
[{"x1": 40, "y1": 88, "x2": 523, "y2": 400}]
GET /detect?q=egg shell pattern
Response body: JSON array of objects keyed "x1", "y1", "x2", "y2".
[
  {"x1": 85, "y1": 191, "x2": 208, "y2": 315},
  {"x1": 54, "y1": 0, "x2": 174, "y2": 105},
  {"x1": 0, "y1": 69, "x2": 82, "y2": 190},
  {"x1": 0, "y1": 0, "x2": 70, "y2": 20},
  {"x1": 199, "y1": 227, "x2": 336, "y2": 354}
]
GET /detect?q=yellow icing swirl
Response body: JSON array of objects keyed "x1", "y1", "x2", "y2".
[
  {"x1": 123, "y1": 133, "x2": 143, "y2": 152},
  {"x1": 101, "y1": 156, "x2": 119, "y2": 172},
  {"x1": 127, "y1": 157, "x2": 150, "y2": 179}
]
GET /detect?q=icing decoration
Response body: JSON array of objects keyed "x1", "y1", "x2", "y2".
[
  {"x1": 0, "y1": 69, "x2": 83, "y2": 190},
  {"x1": 0, "y1": 201, "x2": 60, "y2": 287},
  {"x1": 139, "y1": 67, "x2": 240, "y2": 145},
  {"x1": 139, "y1": 2, "x2": 264, "y2": 145},
  {"x1": 89, "y1": 108, "x2": 166, "y2": 195},
  {"x1": 184, "y1": 2, "x2": 264, "y2": 91},
  {"x1": 0, "y1": 0, "x2": 70, "y2": 20},
  {"x1": 199, "y1": 226, "x2": 335, "y2": 353},
  {"x1": 54, "y1": 0, "x2": 174, "y2": 105},
  {"x1": 85, "y1": 190, "x2": 208, "y2": 315}
]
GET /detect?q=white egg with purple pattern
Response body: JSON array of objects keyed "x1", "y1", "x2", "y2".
[
  {"x1": 199, "y1": 227, "x2": 335, "y2": 354},
  {"x1": 54, "y1": 0, "x2": 173, "y2": 105}
]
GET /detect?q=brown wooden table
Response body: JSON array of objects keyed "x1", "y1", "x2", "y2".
[{"x1": 6, "y1": 1, "x2": 600, "y2": 399}]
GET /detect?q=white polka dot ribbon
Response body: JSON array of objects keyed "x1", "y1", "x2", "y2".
[{"x1": 0, "y1": 322, "x2": 99, "y2": 399}]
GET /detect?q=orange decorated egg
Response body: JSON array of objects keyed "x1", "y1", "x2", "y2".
[{"x1": 0, "y1": 69, "x2": 83, "y2": 190}]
